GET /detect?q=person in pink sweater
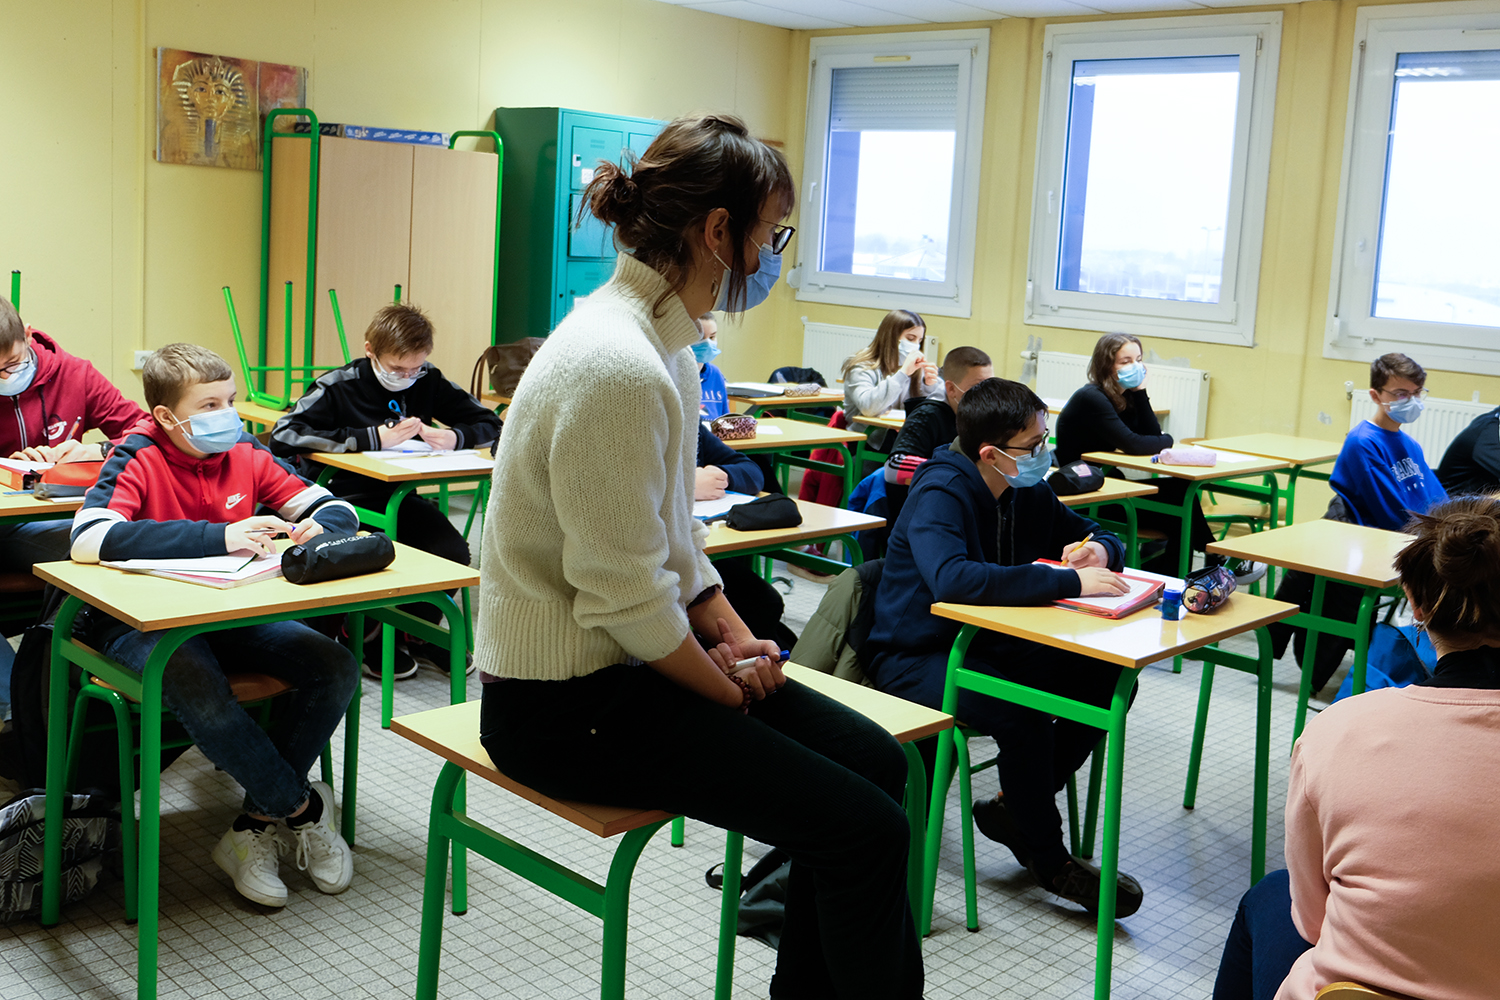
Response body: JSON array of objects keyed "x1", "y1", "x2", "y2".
[{"x1": 1213, "y1": 494, "x2": 1500, "y2": 1000}]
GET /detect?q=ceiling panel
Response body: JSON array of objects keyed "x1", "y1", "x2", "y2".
[
  {"x1": 663, "y1": 0, "x2": 1291, "y2": 28},
  {"x1": 680, "y1": 0, "x2": 855, "y2": 26}
]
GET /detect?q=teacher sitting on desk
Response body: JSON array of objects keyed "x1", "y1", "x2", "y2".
[{"x1": 474, "y1": 114, "x2": 923, "y2": 1000}]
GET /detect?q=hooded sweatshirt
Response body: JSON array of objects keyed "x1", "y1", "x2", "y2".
[{"x1": 0, "y1": 329, "x2": 146, "y2": 455}]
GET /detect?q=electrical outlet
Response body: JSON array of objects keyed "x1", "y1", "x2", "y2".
[{"x1": 133, "y1": 350, "x2": 152, "y2": 370}]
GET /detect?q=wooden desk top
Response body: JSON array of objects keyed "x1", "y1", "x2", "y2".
[
  {"x1": 932, "y1": 592, "x2": 1297, "y2": 670},
  {"x1": 721, "y1": 417, "x2": 866, "y2": 452},
  {"x1": 0, "y1": 492, "x2": 82, "y2": 520},
  {"x1": 1055, "y1": 477, "x2": 1159, "y2": 508},
  {"x1": 850, "y1": 412, "x2": 906, "y2": 432},
  {"x1": 1191, "y1": 434, "x2": 1340, "y2": 467},
  {"x1": 480, "y1": 393, "x2": 510, "y2": 409},
  {"x1": 234, "y1": 400, "x2": 291, "y2": 427},
  {"x1": 703, "y1": 498, "x2": 884, "y2": 556},
  {"x1": 34, "y1": 539, "x2": 479, "y2": 634},
  {"x1": 306, "y1": 449, "x2": 493, "y2": 483},
  {"x1": 730, "y1": 390, "x2": 845, "y2": 410},
  {"x1": 1082, "y1": 449, "x2": 1291, "y2": 482},
  {"x1": 1206, "y1": 519, "x2": 1411, "y2": 588},
  {"x1": 1043, "y1": 397, "x2": 1167, "y2": 418},
  {"x1": 389, "y1": 663, "x2": 953, "y2": 838}
]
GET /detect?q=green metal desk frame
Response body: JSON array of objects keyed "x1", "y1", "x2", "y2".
[
  {"x1": 40, "y1": 590, "x2": 466, "y2": 1000},
  {"x1": 1286, "y1": 575, "x2": 1397, "y2": 748},
  {"x1": 920, "y1": 622, "x2": 1278, "y2": 1000},
  {"x1": 741, "y1": 443, "x2": 857, "y2": 507}
]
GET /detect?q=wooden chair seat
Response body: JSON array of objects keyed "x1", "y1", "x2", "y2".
[
  {"x1": 1314, "y1": 983, "x2": 1408, "y2": 999},
  {"x1": 89, "y1": 673, "x2": 294, "y2": 705},
  {"x1": 0, "y1": 572, "x2": 45, "y2": 594}
]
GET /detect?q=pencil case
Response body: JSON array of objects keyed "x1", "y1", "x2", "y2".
[
  {"x1": 1154, "y1": 448, "x2": 1216, "y2": 467},
  {"x1": 33, "y1": 462, "x2": 105, "y2": 500},
  {"x1": 282, "y1": 532, "x2": 395, "y2": 584},
  {"x1": 1182, "y1": 565, "x2": 1236, "y2": 613},
  {"x1": 781, "y1": 383, "x2": 823, "y2": 397},
  {"x1": 704, "y1": 494, "x2": 801, "y2": 531},
  {"x1": 710, "y1": 414, "x2": 757, "y2": 441}
]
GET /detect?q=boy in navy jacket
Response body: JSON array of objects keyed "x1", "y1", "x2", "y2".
[
  {"x1": 270, "y1": 303, "x2": 499, "y2": 677},
  {"x1": 864, "y1": 378, "x2": 1146, "y2": 916},
  {"x1": 72, "y1": 344, "x2": 360, "y2": 910}
]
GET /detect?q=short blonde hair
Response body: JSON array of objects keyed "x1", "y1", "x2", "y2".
[
  {"x1": 143, "y1": 343, "x2": 233, "y2": 410},
  {"x1": 365, "y1": 303, "x2": 434, "y2": 358}
]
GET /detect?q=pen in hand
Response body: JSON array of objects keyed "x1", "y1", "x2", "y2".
[{"x1": 730, "y1": 649, "x2": 791, "y2": 671}]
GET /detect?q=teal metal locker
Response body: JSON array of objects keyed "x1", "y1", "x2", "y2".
[{"x1": 493, "y1": 107, "x2": 663, "y2": 341}]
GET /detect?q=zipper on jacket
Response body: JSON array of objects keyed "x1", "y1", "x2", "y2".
[{"x1": 12, "y1": 397, "x2": 25, "y2": 451}]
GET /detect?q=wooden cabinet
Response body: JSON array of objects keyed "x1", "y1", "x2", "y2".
[{"x1": 266, "y1": 135, "x2": 498, "y2": 397}]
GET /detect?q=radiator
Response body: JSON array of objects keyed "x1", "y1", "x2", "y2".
[
  {"x1": 801, "y1": 319, "x2": 877, "y2": 388},
  {"x1": 1033, "y1": 351, "x2": 1211, "y2": 439},
  {"x1": 1348, "y1": 393, "x2": 1491, "y2": 465}
]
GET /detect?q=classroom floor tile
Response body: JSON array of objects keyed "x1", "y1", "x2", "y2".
[{"x1": 0, "y1": 521, "x2": 1361, "y2": 1000}]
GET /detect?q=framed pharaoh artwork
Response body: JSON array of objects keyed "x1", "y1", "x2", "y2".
[{"x1": 155, "y1": 48, "x2": 307, "y2": 170}]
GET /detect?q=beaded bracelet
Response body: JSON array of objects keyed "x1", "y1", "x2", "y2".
[{"x1": 727, "y1": 672, "x2": 753, "y2": 711}]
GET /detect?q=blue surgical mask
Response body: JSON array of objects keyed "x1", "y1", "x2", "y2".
[
  {"x1": 169, "y1": 406, "x2": 243, "y2": 454},
  {"x1": 1115, "y1": 362, "x2": 1145, "y2": 390},
  {"x1": 1385, "y1": 396, "x2": 1424, "y2": 424},
  {"x1": 714, "y1": 244, "x2": 781, "y2": 312},
  {"x1": 691, "y1": 338, "x2": 721, "y2": 364},
  {"x1": 0, "y1": 350, "x2": 37, "y2": 397},
  {"x1": 995, "y1": 446, "x2": 1053, "y2": 489}
]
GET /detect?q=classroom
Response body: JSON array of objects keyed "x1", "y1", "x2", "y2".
[{"x1": 3, "y1": 0, "x2": 1499, "y2": 998}]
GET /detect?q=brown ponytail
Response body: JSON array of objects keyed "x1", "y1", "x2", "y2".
[{"x1": 1396, "y1": 495, "x2": 1500, "y2": 641}]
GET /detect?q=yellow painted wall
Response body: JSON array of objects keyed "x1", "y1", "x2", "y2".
[
  {"x1": 744, "y1": 0, "x2": 1500, "y2": 443},
  {"x1": 0, "y1": 0, "x2": 792, "y2": 404}
]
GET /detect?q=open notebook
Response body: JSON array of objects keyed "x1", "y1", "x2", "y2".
[
  {"x1": 1034, "y1": 560, "x2": 1166, "y2": 619},
  {"x1": 101, "y1": 552, "x2": 283, "y2": 590}
]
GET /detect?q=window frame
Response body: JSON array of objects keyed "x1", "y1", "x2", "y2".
[
  {"x1": 795, "y1": 29, "x2": 990, "y2": 319},
  {"x1": 1325, "y1": 0, "x2": 1500, "y2": 375},
  {"x1": 1025, "y1": 13, "x2": 1283, "y2": 348}
]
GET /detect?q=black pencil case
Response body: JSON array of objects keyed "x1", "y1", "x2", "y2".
[
  {"x1": 707, "y1": 494, "x2": 802, "y2": 531},
  {"x1": 281, "y1": 533, "x2": 395, "y2": 584}
]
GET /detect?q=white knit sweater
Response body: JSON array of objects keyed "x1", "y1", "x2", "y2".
[{"x1": 474, "y1": 253, "x2": 723, "y2": 681}]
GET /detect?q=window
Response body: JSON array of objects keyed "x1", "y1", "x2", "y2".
[
  {"x1": 1026, "y1": 15, "x2": 1282, "y2": 347},
  {"x1": 796, "y1": 30, "x2": 989, "y2": 318},
  {"x1": 1327, "y1": 2, "x2": 1500, "y2": 374}
]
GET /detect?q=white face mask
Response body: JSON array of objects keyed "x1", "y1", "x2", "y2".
[
  {"x1": 0, "y1": 349, "x2": 37, "y2": 397},
  {"x1": 898, "y1": 340, "x2": 920, "y2": 362},
  {"x1": 371, "y1": 357, "x2": 425, "y2": 392}
]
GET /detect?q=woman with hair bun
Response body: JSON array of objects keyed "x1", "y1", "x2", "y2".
[
  {"x1": 474, "y1": 115, "x2": 923, "y2": 999},
  {"x1": 1213, "y1": 494, "x2": 1500, "y2": 1000}
]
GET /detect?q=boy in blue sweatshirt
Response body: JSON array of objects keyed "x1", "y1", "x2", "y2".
[{"x1": 864, "y1": 378, "x2": 1145, "y2": 916}]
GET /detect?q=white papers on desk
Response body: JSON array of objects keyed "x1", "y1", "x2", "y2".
[
  {"x1": 1195, "y1": 449, "x2": 1261, "y2": 464},
  {"x1": 694, "y1": 491, "x2": 757, "y2": 521},
  {"x1": 726, "y1": 382, "x2": 787, "y2": 397},
  {"x1": 384, "y1": 450, "x2": 494, "y2": 473},
  {"x1": 367, "y1": 441, "x2": 444, "y2": 458},
  {"x1": 102, "y1": 552, "x2": 283, "y2": 589},
  {"x1": 753, "y1": 425, "x2": 783, "y2": 435},
  {"x1": 0, "y1": 458, "x2": 54, "y2": 474}
]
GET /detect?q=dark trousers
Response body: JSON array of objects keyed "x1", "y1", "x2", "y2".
[
  {"x1": 1212, "y1": 869, "x2": 1312, "y2": 1000},
  {"x1": 869, "y1": 636, "x2": 1135, "y2": 873},
  {"x1": 479, "y1": 666, "x2": 924, "y2": 1000}
]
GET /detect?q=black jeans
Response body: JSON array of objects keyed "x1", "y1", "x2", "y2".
[{"x1": 479, "y1": 666, "x2": 924, "y2": 1000}]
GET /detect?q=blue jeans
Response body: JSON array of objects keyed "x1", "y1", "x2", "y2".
[
  {"x1": 99, "y1": 620, "x2": 359, "y2": 819},
  {"x1": 1213, "y1": 869, "x2": 1313, "y2": 1000},
  {"x1": 0, "y1": 519, "x2": 73, "y2": 572},
  {"x1": 480, "y1": 666, "x2": 924, "y2": 1000}
]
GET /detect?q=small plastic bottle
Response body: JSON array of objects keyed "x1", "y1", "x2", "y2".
[{"x1": 1161, "y1": 584, "x2": 1184, "y2": 621}]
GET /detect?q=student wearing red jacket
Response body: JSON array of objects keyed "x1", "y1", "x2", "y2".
[
  {"x1": 71, "y1": 343, "x2": 361, "y2": 910},
  {"x1": 0, "y1": 297, "x2": 147, "y2": 572}
]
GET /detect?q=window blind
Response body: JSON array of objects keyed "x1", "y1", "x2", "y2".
[
  {"x1": 1395, "y1": 48, "x2": 1500, "y2": 82},
  {"x1": 829, "y1": 64, "x2": 959, "y2": 132}
]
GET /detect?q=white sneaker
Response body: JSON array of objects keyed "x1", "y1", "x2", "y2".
[
  {"x1": 1233, "y1": 561, "x2": 1268, "y2": 587},
  {"x1": 289, "y1": 781, "x2": 353, "y2": 895},
  {"x1": 212, "y1": 822, "x2": 288, "y2": 907}
]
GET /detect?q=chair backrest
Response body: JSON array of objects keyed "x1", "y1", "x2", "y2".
[{"x1": 1314, "y1": 983, "x2": 1409, "y2": 1000}]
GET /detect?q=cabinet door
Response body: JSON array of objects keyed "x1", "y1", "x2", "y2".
[
  {"x1": 410, "y1": 145, "x2": 500, "y2": 380},
  {"x1": 570, "y1": 127, "x2": 623, "y2": 190},
  {"x1": 313, "y1": 137, "x2": 415, "y2": 373},
  {"x1": 561, "y1": 260, "x2": 615, "y2": 322},
  {"x1": 627, "y1": 131, "x2": 657, "y2": 160}
]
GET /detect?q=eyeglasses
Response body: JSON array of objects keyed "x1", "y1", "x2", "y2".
[
  {"x1": 0, "y1": 350, "x2": 33, "y2": 378},
  {"x1": 1382, "y1": 387, "x2": 1429, "y2": 402},
  {"x1": 764, "y1": 223, "x2": 796, "y2": 255},
  {"x1": 993, "y1": 439, "x2": 1049, "y2": 460},
  {"x1": 378, "y1": 360, "x2": 430, "y2": 379}
]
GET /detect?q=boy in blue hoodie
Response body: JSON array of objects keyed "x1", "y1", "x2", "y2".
[{"x1": 864, "y1": 378, "x2": 1145, "y2": 916}]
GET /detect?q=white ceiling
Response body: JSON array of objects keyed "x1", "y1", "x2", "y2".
[{"x1": 657, "y1": 0, "x2": 1274, "y2": 30}]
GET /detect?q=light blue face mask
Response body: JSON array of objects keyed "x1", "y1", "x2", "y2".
[
  {"x1": 714, "y1": 244, "x2": 781, "y2": 312},
  {"x1": 690, "y1": 337, "x2": 722, "y2": 364},
  {"x1": 1385, "y1": 396, "x2": 1424, "y2": 424},
  {"x1": 995, "y1": 446, "x2": 1053, "y2": 489},
  {"x1": 0, "y1": 350, "x2": 37, "y2": 397},
  {"x1": 169, "y1": 406, "x2": 243, "y2": 454},
  {"x1": 1115, "y1": 362, "x2": 1145, "y2": 390}
]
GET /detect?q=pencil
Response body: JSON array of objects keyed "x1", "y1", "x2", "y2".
[
  {"x1": 65, "y1": 416, "x2": 81, "y2": 442},
  {"x1": 1068, "y1": 532, "x2": 1095, "y2": 559}
]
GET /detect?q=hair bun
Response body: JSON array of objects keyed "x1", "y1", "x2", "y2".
[{"x1": 1434, "y1": 509, "x2": 1500, "y2": 580}]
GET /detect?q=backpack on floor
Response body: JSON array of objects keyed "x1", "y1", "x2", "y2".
[
  {"x1": 1333, "y1": 622, "x2": 1436, "y2": 702},
  {"x1": 0, "y1": 788, "x2": 119, "y2": 922}
]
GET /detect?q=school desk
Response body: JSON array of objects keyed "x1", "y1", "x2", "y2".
[
  {"x1": 1191, "y1": 433, "x2": 1341, "y2": 528},
  {"x1": 1042, "y1": 396, "x2": 1169, "y2": 420},
  {"x1": 926, "y1": 591, "x2": 1296, "y2": 1000},
  {"x1": 1207, "y1": 519, "x2": 1411, "y2": 745},
  {"x1": 729, "y1": 389, "x2": 844, "y2": 421},
  {"x1": 0, "y1": 490, "x2": 81, "y2": 525},
  {"x1": 1053, "y1": 478, "x2": 1159, "y2": 563},
  {"x1": 36, "y1": 541, "x2": 476, "y2": 1000},
  {"x1": 703, "y1": 496, "x2": 884, "y2": 576},
  {"x1": 1081, "y1": 449, "x2": 1293, "y2": 578},
  {"x1": 234, "y1": 398, "x2": 290, "y2": 432},
  {"x1": 719, "y1": 417, "x2": 866, "y2": 504},
  {"x1": 848, "y1": 411, "x2": 905, "y2": 433}
]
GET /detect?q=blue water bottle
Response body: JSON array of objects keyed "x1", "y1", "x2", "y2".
[{"x1": 1161, "y1": 583, "x2": 1184, "y2": 621}]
